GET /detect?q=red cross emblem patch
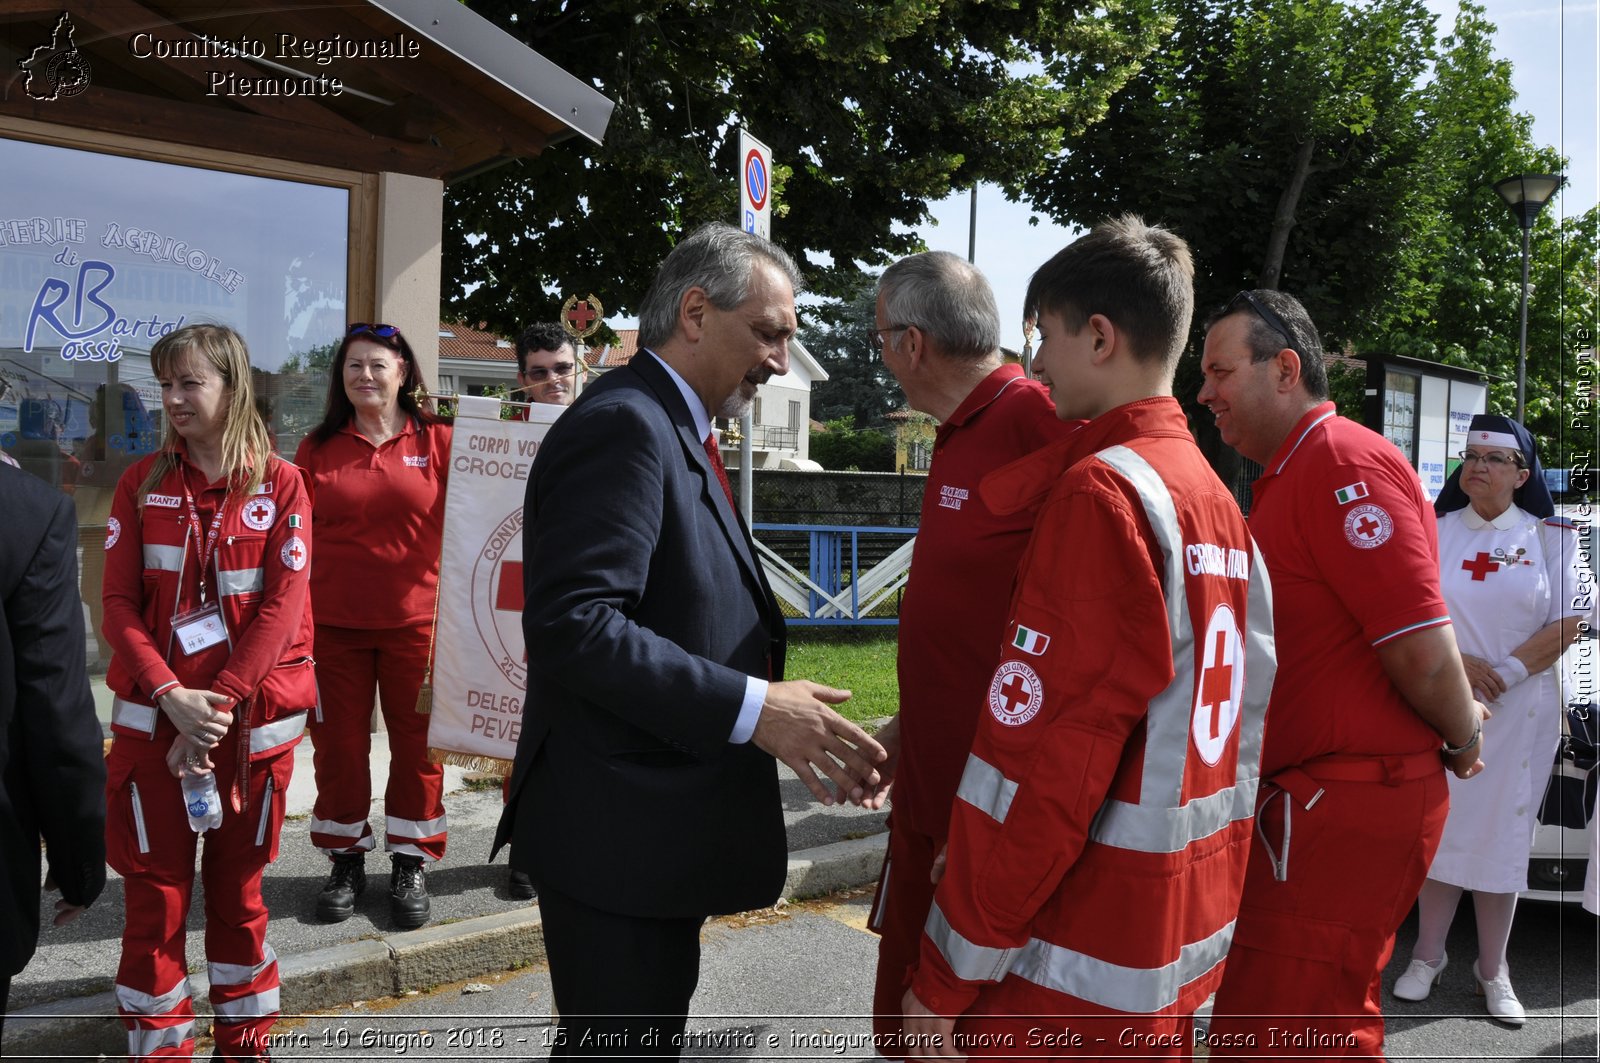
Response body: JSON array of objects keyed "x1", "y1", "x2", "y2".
[
  {"x1": 104, "y1": 516, "x2": 120, "y2": 550},
  {"x1": 1343, "y1": 503, "x2": 1393, "y2": 549},
  {"x1": 241, "y1": 496, "x2": 276, "y2": 531},
  {"x1": 988, "y1": 660, "x2": 1043, "y2": 727},
  {"x1": 280, "y1": 535, "x2": 307, "y2": 571}
]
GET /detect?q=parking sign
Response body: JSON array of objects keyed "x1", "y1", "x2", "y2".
[{"x1": 738, "y1": 129, "x2": 772, "y2": 239}]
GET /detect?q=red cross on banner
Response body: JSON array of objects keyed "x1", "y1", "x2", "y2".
[
  {"x1": 1461, "y1": 552, "x2": 1498, "y2": 581},
  {"x1": 496, "y1": 560, "x2": 524, "y2": 612}
]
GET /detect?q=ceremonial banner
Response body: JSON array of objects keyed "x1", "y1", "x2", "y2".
[{"x1": 427, "y1": 395, "x2": 561, "y2": 772}]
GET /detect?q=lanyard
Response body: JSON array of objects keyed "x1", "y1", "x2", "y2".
[{"x1": 181, "y1": 473, "x2": 230, "y2": 604}]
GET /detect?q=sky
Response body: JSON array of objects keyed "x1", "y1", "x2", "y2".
[{"x1": 913, "y1": 0, "x2": 1598, "y2": 354}]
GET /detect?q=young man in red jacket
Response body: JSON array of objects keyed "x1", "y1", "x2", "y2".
[{"x1": 903, "y1": 216, "x2": 1275, "y2": 1059}]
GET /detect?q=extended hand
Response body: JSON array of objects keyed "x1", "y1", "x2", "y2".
[
  {"x1": 860, "y1": 714, "x2": 902, "y2": 811},
  {"x1": 901, "y1": 987, "x2": 964, "y2": 1061},
  {"x1": 158, "y1": 687, "x2": 234, "y2": 745},
  {"x1": 751, "y1": 681, "x2": 886, "y2": 806}
]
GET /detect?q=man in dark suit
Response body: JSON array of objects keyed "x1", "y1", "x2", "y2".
[
  {"x1": 1, "y1": 462, "x2": 107, "y2": 1042},
  {"x1": 493, "y1": 223, "x2": 886, "y2": 1057}
]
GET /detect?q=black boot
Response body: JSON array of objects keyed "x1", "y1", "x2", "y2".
[
  {"x1": 315, "y1": 853, "x2": 365, "y2": 923},
  {"x1": 390, "y1": 854, "x2": 430, "y2": 929}
]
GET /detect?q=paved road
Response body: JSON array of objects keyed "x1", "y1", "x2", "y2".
[
  {"x1": 10, "y1": 739, "x2": 889, "y2": 1016},
  {"x1": 231, "y1": 891, "x2": 1595, "y2": 1061}
]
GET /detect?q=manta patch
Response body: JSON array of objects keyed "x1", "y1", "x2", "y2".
[
  {"x1": 988, "y1": 660, "x2": 1043, "y2": 727},
  {"x1": 145, "y1": 493, "x2": 181, "y2": 508}
]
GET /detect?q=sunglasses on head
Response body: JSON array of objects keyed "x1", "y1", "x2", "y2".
[
  {"x1": 347, "y1": 323, "x2": 401, "y2": 338},
  {"x1": 1229, "y1": 291, "x2": 1296, "y2": 353}
]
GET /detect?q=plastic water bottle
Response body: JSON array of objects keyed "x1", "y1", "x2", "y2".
[{"x1": 181, "y1": 769, "x2": 223, "y2": 833}]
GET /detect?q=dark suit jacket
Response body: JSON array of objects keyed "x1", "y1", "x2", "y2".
[
  {"x1": 1, "y1": 463, "x2": 107, "y2": 977},
  {"x1": 492, "y1": 352, "x2": 787, "y2": 919}
]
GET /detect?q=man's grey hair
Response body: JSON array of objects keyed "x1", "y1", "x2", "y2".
[
  {"x1": 637, "y1": 223, "x2": 804, "y2": 349},
  {"x1": 877, "y1": 251, "x2": 1000, "y2": 361}
]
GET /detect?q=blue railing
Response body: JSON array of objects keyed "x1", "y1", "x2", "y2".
[{"x1": 752, "y1": 523, "x2": 916, "y2": 625}]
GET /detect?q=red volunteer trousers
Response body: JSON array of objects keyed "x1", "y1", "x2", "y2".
[
  {"x1": 105, "y1": 734, "x2": 292, "y2": 1061},
  {"x1": 871, "y1": 817, "x2": 940, "y2": 1056},
  {"x1": 1207, "y1": 762, "x2": 1447, "y2": 1060},
  {"x1": 308, "y1": 622, "x2": 447, "y2": 861}
]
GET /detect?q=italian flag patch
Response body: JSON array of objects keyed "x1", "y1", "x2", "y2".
[
  {"x1": 1012, "y1": 624, "x2": 1050, "y2": 656},
  {"x1": 1334, "y1": 481, "x2": 1369, "y2": 505}
]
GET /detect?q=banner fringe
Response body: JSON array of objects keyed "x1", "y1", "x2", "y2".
[{"x1": 428, "y1": 748, "x2": 513, "y2": 775}]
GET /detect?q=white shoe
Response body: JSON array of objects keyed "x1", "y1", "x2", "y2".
[
  {"x1": 1393, "y1": 953, "x2": 1447, "y2": 1001},
  {"x1": 1474, "y1": 960, "x2": 1526, "y2": 1026}
]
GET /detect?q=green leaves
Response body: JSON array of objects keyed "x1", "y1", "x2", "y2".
[{"x1": 445, "y1": 0, "x2": 1152, "y2": 336}]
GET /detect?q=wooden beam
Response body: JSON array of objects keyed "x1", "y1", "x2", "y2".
[
  {"x1": 0, "y1": 82, "x2": 454, "y2": 176},
  {"x1": 63, "y1": 0, "x2": 372, "y2": 137},
  {"x1": 255, "y1": 4, "x2": 556, "y2": 161}
]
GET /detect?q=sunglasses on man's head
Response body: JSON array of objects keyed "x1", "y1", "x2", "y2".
[
  {"x1": 1228, "y1": 291, "x2": 1296, "y2": 353},
  {"x1": 348, "y1": 323, "x2": 401, "y2": 338}
]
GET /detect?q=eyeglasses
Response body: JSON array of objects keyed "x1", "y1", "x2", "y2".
[
  {"x1": 523, "y1": 362, "x2": 576, "y2": 382},
  {"x1": 1459, "y1": 449, "x2": 1524, "y2": 468},
  {"x1": 1229, "y1": 291, "x2": 1296, "y2": 352},
  {"x1": 347, "y1": 323, "x2": 401, "y2": 338},
  {"x1": 871, "y1": 324, "x2": 912, "y2": 347}
]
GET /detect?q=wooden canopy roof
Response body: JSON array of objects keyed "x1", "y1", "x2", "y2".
[{"x1": 1, "y1": 0, "x2": 612, "y2": 179}]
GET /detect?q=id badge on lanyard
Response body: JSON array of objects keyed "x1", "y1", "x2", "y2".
[{"x1": 174, "y1": 477, "x2": 232, "y2": 656}]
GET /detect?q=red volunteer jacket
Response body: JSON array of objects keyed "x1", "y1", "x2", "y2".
[
  {"x1": 102, "y1": 447, "x2": 315, "y2": 756},
  {"x1": 912, "y1": 398, "x2": 1276, "y2": 1017}
]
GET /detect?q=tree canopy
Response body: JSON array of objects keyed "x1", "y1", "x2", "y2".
[
  {"x1": 446, "y1": 0, "x2": 1161, "y2": 336},
  {"x1": 1016, "y1": 0, "x2": 1595, "y2": 466}
]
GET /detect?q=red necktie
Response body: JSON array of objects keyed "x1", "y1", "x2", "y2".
[{"x1": 704, "y1": 432, "x2": 734, "y2": 507}]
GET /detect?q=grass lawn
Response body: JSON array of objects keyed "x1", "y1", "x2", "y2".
[{"x1": 784, "y1": 626, "x2": 899, "y2": 727}]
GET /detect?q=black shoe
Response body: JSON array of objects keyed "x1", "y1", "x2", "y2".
[
  {"x1": 315, "y1": 853, "x2": 366, "y2": 923},
  {"x1": 508, "y1": 867, "x2": 537, "y2": 900},
  {"x1": 390, "y1": 854, "x2": 430, "y2": 929}
]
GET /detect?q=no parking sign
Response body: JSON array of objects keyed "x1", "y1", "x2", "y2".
[{"x1": 738, "y1": 129, "x2": 771, "y2": 239}]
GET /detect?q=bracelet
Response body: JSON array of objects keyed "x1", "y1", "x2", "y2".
[{"x1": 1441, "y1": 719, "x2": 1482, "y2": 756}]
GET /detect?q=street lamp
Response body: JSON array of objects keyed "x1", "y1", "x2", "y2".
[{"x1": 1494, "y1": 173, "x2": 1563, "y2": 422}]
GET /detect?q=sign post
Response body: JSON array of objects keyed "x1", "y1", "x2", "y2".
[
  {"x1": 734, "y1": 130, "x2": 772, "y2": 522},
  {"x1": 738, "y1": 129, "x2": 772, "y2": 239}
]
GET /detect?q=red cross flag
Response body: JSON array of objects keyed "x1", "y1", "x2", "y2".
[{"x1": 426, "y1": 395, "x2": 564, "y2": 772}]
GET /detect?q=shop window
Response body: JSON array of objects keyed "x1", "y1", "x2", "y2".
[{"x1": 2, "y1": 136, "x2": 349, "y2": 676}]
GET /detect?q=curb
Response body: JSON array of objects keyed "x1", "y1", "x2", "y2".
[{"x1": 4, "y1": 833, "x2": 888, "y2": 1058}]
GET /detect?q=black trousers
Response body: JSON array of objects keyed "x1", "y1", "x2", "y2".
[{"x1": 536, "y1": 880, "x2": 706, "y2": 1060}]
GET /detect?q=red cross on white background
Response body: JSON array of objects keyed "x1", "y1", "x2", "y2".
[
  {"x1": 998, "y1": 672, "x2": 1034, "y2": 714},
  {"x1": 1198, "y1": 630, "x2": 1235, "y2": 740},
  {"x1": 1461, "y1": 552, "x2": 1498, "y2": 581}
]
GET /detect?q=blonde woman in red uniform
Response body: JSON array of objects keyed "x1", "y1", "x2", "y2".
[
  {"x1": 295, "y1": 323, "x2": 451, "y2": 929},
  {"x1": 102, "y1": 323, "x2": 315, "y2": 1061}
]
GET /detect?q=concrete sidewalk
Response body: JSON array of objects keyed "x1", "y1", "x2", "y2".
[{"x1": 6, "y1": 734, "x2": 889, "y2": 1059}]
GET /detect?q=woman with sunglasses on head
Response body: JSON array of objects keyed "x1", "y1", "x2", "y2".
[
  {"x1": 294, "y1": 323, "x2": 452, "y2": 929},
  {"x1": 1393, "y1": 413, "x2": 1594, "y2": 1024},
  {"x1": 102, "y1": 323, "x2": 315, "y2": 1061}
]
